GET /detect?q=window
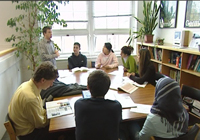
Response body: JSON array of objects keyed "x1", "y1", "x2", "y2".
[{"x1": 51, "y1": 1, "x2": 136, "y2": 57}]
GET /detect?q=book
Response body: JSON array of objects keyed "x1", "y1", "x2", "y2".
[
  {"x1": 71, "y1": 67, "x2": 89, "y2": 73},
  {"x1": 46, "y1": 99, "x2": 73, "y2": 119},
  {"x1": 118, "y1": 82, "x2": 139, "y2": 94},
  {"x1": 186, "y1": 54, "x2": 193, "y2": 69}
]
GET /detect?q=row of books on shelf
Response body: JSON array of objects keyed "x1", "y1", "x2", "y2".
[
  {"x1": 169, "y1": 52, "x2": 182, "y2": 68},
  {"x1": 186, "y1": 55, "x2": 200, "y2": 72},
  {"x1": 169, "y1": 70, "x2": 180, "y2": 84},
  {"x1": 152, "y1": 48, "x2": 162, "y2": 61}
]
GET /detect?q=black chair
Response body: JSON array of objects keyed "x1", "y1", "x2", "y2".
[
  {"x1": 181, "y1": 84, "x2": 200, "y2": 126},
  {"x1": 151, "y1": 123, "x2": 200, "y2": 140},
  {"x1": 181, "y1": 84, "x2": 200, "y2": 102}
]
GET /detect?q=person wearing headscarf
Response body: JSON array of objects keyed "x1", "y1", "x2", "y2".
[
  {"x1": 95, "y1": 42, "x2": 119, "y2": 69},
  {"x1": 139, "y1": 77, "x2": 189, "y2": 140}
]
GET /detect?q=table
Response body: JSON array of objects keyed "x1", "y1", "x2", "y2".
[{"x1": 49, "y1": 67, "x2": 155, "y2": 133}]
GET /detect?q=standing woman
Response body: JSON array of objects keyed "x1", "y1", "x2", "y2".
[
  {"x1": 120, "y1": 46, "x2": 138, "y2": 73},
  {"x1": 95, "y1": 42, "x2": 119, "y2": 69},
  {"x1": 127, "y1": 48, "x2": 156, "y2": 86}
]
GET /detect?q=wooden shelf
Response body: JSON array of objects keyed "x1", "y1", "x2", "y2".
[
  {"x1": 150, "y1": 59, "x2": 162, "y2": 64},
  {"x1": 162, "y1": 63, "x2": 180, "y2": 70},
  {"x1": 182, "y1": 69, "x2": 200, "y2": 77},
  {"x1": 137, "y1": 42, "x2": 200, "y2": 89}
]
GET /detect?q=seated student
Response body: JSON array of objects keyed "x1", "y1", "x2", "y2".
[
  {"x1": 121, "y1": 46, "x2": 138, "y2": 73},
  {"x1": 8, "y1": 61, "x2": 59, "y2": 140},
  {"x1": 68, "y1": 42, "x2": 87, "y2": 69},
  {"x1": 74, "y1": 70, "x2": 122, "y2": 140},
  {"x1": 139, "y1": 77, "x2": 189, "y2": 140},
  {"x1": 127, "y1": 48, "x2": 156, "y2": 86},
  {"x1": 95, "y1": 42, "x2": 119, "y2": 69}
]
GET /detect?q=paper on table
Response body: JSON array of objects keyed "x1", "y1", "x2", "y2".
[
  {"x1": 58, "y1": 70, "x2": 72, "y2": 78},
  {"x1": 122, "y1": 77, "x2": 148, "y2": 88},
  {"x1": 130, "y1": 104, "x2": 152, "y2": 114},
  {"x1": 108, "y1": 71, "x2": 121, "y2": 76}
]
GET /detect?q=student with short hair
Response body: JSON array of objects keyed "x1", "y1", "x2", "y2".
[
  {"x1": 127, "y1": 48, "x2": 156, "y2": 86},
  {"x1": 139, "y1": 77, "x2": 189, "y2": 140},
  {"x1": 68, "y1": 42, "x2": 87, "y2": 69},
  {"x1": 38, "y1": 26, "x2": 60, "y2": 68},
  {"x1": 121, "y1": 46, "x2": 138, "y2": 73},
  {"x1": 8, "y1": 61, "x2": 59, "y2": 140},
  {"x1": 74, "y1": 70, "x2": 122, "y2": 140},
  {"x1": 95, "y1": 42, "x2": 119, "y2": 69}
]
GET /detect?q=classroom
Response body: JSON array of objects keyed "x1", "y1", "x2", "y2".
[{"x1": 0, "y1": 1, "x2": 200, "y2": 140}]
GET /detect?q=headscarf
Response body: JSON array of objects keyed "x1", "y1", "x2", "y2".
[{"x1": 151, "y1": 77, "x2": 189, "y2": 136}]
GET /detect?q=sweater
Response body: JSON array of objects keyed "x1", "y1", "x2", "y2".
[
  {"x1": 122, "y1": 55, "x2": 138, "y2": 73},
  {"x1": 130, "y1": 62, "x2": 156, "y2": 86},
  {"x1": 95, "y1": 52, "x2": 119, "y2": 68},
  {"x1": 68, "y1": 52, "x2": 87, "y2": 69},
  {"x1": 75, "y1": 98, "x2": 122, "y2": 140}
]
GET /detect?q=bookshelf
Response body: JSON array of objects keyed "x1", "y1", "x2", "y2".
[{"x1": 137, "y1": 42, "x2": 200, "y2": 89}]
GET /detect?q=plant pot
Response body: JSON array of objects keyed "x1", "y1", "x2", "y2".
[
  {"x1": 158, "y1": 39, "x2": 164, "y2": 45},
  {"x1": 144, "y1": 35, "x2": 154, "y2": 43}
]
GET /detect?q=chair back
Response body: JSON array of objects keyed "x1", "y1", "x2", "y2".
[
  {"x1": 152, "y1": 123, "x2": 200, "y2": 140},
  {"x1": 181, "y1": 84, "x2": 200, "y2": 101},
  {"x1": 4, "y1": 113, "x2": 17, "y2": 140}
]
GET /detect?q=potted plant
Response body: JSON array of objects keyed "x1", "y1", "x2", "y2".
[
  {"x1": 5, "y1": 1, "x2": 67, "y2": 72},
  {"x1": 127, "y1": 1, "x2": 160, "y2": 45}
]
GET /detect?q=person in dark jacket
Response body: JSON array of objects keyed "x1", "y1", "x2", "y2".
[
  {"x1": 68, "y1": 42, "x2": 87, "y2": 69},
  {"x1": 74, "y1": 70, "x2": 122, "y2": 140},
  {"x1": 127, "y1": 48, "x2": 156, "y2": 86}
]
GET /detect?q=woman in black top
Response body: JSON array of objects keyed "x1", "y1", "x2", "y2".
[{"x1": 127, "y1": 48, "x2": 156, "y2": 86}]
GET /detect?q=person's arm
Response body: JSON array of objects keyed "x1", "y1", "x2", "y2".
[
  {"x1": 129, "y1": 66, "x2": 153, "y2": 84},
  {"x1": 83, "y1": 55, "x2": 87, "y2": 67},
  {"x1": 108, "y1": 53, "x2": 119, "y2": 68},
  {"x1": 24, "y1": 99, "x2": 49, "y2": 128},
  {"x1": 128, "y1": 56, "x2": 137, "y2": 73},
  {"x1": 68, "y1": 57, "x2": 74, "y2": 70},
  {"x1": 95, "y1": 54, "x2": 102, "y2": 68},
  {"x1": 139, "y1": 115, "x2": 155, "y2": 140},
  {"x1": 38, "y1": 42, "x2": 58, "y2": 61}
]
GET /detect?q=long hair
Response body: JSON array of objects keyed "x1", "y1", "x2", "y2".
[{"x1": 139, "y1": 49, "x2": 151, "y2": 77}]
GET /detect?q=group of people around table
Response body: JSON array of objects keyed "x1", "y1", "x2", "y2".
[{"x1": 7, "y1": 26, "x2": 189, "y2": 140}]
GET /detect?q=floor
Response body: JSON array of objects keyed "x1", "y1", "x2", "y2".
[{"x1": 1, "y1": 132, "x2": 9, "y2": 140}]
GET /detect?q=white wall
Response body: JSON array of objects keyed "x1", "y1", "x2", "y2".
[{"x1": 0, "y1": 52, "x2": 22, "y2": 139}]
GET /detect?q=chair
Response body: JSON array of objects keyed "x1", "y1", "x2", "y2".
[
  {"x1": 181, "y1": 84, "x2": 200, "y2": 102},
  {"x1": 151, "y1": 123, "x2": 200, "y2": 140},
  {"x1": 181, "y1": 84, "x2": 200, "y2": 126},
  {"x1": 4, "y1": 113, "x2": 18, "y2": 140}
]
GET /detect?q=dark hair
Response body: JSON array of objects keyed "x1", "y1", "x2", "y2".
[
  {"x1": 33, "y1": 61, "x2": 59, "y2": 82},
  {"x1": 74, "y1": 42, "x2": 81, "y2": 49},
  {"x1": 139, "y1": 48, "x2": 151, "y2": 77},
  {"x1": 87, "y1": 70, "x2": 110, "y2": 97},
  {"x1": 121, "y1": 46, "x2": 134, "y2": 56},
  {"x1": 42, "y1": 26, "x2": 52, "y2": 35},
  {"x1": 105, "y1": 42, "x2": 114, "y2": 53}
]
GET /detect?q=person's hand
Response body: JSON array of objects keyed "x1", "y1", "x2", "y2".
[
  {"x1": 127, "y1": 72, "x2": 135, "y2": 78},
  {"x1": 123, "y1": 67, "x2": 128, "y2": 72},
  {"x1": 104, "y1": 65, "x2": 111, "y2": 69},
  {"x1": 55, "y1": 50, "x2": 60, "y2": 57},
  {"x1": 96, "y1": 64, "x2": 101, "y2": 69}
]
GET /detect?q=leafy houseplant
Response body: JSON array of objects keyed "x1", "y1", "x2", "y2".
[
  {"x1": 127, "y1": 1, "x2": 160, "y2": 45},
  {"x1": 6, "y1": 1, "x2": 67, "y2": 72}
]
